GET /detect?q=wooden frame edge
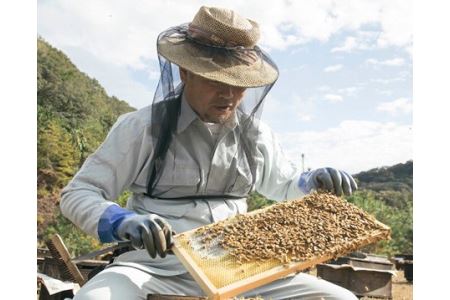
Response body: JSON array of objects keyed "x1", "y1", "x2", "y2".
[
  {"x1": 216, "y1": 229, "x2": 390, "y2": 299},
  {"x1": 172, "y1": 241, "x2": 219, "y2": 300}
]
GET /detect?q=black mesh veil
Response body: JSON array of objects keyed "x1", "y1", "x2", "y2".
[{"x1": 146, "y1": 24, "x2": 278, "y2": 199}]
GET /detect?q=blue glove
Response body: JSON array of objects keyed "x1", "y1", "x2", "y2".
[
  {"x1": 98, "y1": 205, "x2": 173, "y2": 258},
  {"x1": 298, "y1": 167, "x2": 358, "y2": 196},
  {"x1": 115, "y1": 214, "x2": 174, "y2": 259}
]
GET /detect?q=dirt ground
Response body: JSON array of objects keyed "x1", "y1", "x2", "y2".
[{"x1": 389, "y1": 271, "x2": 413, "y2": 300}]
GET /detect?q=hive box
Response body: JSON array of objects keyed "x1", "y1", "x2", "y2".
[{"x1": 317, "y1": 254, "x2": 396, "y2": 299}]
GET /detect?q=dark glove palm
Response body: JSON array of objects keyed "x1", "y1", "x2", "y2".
[
  {"x1": 299, "y1": 167, "x2": 358, "y2": 196},
  {"x1": 116, "y1": 214, "x2": 173, "y2": 258}
]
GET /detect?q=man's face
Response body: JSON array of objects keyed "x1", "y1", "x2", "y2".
[{"x1": 180, "y1": 68, "x2": 246, "y2": 124}]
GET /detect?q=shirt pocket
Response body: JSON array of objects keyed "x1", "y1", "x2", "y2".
[{"x1": 157, "y1": 164, "x2": 201, "y2": 187}]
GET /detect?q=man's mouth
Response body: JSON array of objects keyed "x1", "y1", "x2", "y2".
[{"x1": 214, "y1": 104, "x2": 233, "y2": 112}]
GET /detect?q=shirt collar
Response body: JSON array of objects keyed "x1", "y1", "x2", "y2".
[
  {"x1": 176, "y1": 94, "x2": 198, "y2": 134},
  {"x1": 177, "y1": 93, "x2": 239, "y2": 134}
]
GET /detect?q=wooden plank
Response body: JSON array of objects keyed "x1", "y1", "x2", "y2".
[
  {"x1": 47, "y1": 234, "x2": 86, "y2": 286},
  {"x1": 76, "y1": 259, "x2": 109, "y2": 267}
]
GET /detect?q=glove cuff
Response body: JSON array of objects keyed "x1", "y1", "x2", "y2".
[
  {"x1": 297, "y1": 171, "x2": 312, "y2": 194},
  {"x1": 98, "y1": 205, "x2": 136, "y2": 243}
]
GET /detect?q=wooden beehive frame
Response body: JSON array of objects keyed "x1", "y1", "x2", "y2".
[{"x1": 172, "y1": 211, "x2": 390, "y2": 300}]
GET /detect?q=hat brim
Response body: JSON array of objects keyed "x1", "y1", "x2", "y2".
[{"x1": 158, "y1": 38, "x2": 278, "y2": 88}]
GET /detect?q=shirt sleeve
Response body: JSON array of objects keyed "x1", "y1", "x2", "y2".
[
  {"x1": 60, "y1": 109, "x2": 153, "y2": 240},
  {"x1": 254, "y1": 122, "x2": 305, "y2": 201}
]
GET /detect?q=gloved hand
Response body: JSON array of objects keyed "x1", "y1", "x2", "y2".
[
  {"x1": 298, "y1": 167, "x2": 358, "y2": 196},
  {"x1": 115, "y1": 214, "x2": 173, "y2": 259}
]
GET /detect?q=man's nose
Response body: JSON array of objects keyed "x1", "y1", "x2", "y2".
[{"x1": 219, "y1": 86, "x2": 234, "y2": 99}]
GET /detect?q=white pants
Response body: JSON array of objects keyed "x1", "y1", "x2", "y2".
[{"x1": 74, "y1": 266, "x2": 357, "y2": 300}]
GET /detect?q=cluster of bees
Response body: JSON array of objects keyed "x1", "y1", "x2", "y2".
[{"x1": 195, "y1": 192, "x2": 390, "y2": 265}]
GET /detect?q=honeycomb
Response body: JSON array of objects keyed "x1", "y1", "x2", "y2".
[{"x1": 173, "y1": 192, "x2": 390, "y2": 298}]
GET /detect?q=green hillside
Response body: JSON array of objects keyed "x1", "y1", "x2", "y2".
[
  {"x1": 347, "y1": 161, "x2": 413, "y2": 255},
  {"x1": 353, "y1": 161, "x2": 413, "y2": 209},
  {"x1": 355, "y1": 160, "x2": 412, "y2": 192},
  {"x1": 37, "y1": 38, "x2": 135, "y2": 253}
]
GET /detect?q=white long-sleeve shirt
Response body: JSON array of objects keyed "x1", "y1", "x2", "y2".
[{"x1": 60, "y1": 95, "x2": 304, "y2": 274}]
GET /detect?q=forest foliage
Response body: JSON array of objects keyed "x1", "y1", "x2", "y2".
[
  {"x1": 37, "y1": 38, "x2": 412, "y2": 258},
  {"x1": 37, "y1": 38, "x2": 135, "y2": 253}
]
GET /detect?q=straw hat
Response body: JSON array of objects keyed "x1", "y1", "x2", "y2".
[{"x1": 157, "y1": 6, "x2": 279, "y2": 88}]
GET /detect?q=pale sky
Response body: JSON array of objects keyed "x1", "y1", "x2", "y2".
[{"x1": 37, "y1": 0, "x2": 413, "y2": 174}]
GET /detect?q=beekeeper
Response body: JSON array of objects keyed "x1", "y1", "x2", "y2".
[{"x1": 61, "y1": 6, "x2": 358, "y2": 300}]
